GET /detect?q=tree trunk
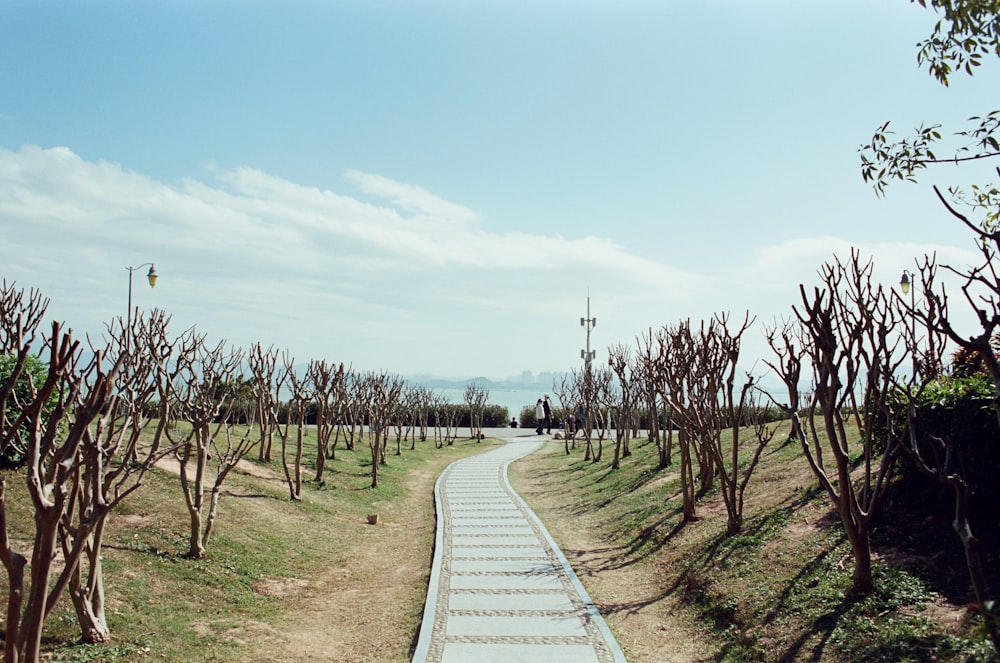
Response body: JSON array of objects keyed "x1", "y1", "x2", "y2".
[
  {"x1": 314, "y1": 435, "x2": 326, "y2": 482},
  {"x1": 69, "y1": 563, "x2": 110, "y2": 644},
  {"x1": 67, "y1": 520, "x2": 111, "y2": 644},
  {"x1": 188, "y1": 509, "x2": 206, "y2": 559},
  {"x1": 279, "y1": 424, "x2": 301, "y2": 501},
  {"x1": 202, "y1": 485, "x2": 223, "y2": 552},
  {"x1": 611, "y1": 429, "x2": 623, "y2": 470},
  {"x1": 20, "y1": 508, "x2": 60, "y2": 663},
  {"x1": 370, "y1": 432, "x2": 380, "y2": 489},
  {"x1": 1, "y1": 481, "x2": 27, "y2": 663},
  {"x1": 180, "y1": 435, "x2": 209, "y2": 559},
  {"x1": 952, "y1": 480, "x2": 1000, "y2": 650},
  {"x1": 837, "y1": 486, "x2": 874, "y2": 595},
  {"x1": 848, "y1": 526, "x2": 874, "y2": 595},
  {"x1": 294, "y1": 426, "x2": 303, "y2": 497},
  {"x1": 679, "y1": 429, "x2": 697, "y2": 522}
]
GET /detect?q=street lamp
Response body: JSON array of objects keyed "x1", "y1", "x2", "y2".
[
  {"x1": 125, "y1": 263, "x2": 158, "y2": 352},
  {"x1": 899, "y1": 269, "x2": 917, "y2": 379}
]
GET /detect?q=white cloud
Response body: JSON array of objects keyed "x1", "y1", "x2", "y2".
[
  {"x1": 344, "y1": 169, "x2": 480, "y2": 225},
  {"x1": 2, "y1": 144, "x2": 986, "y2": 378},
  {"x1": 747, "y1": 235, "x2": 981, "y2": 297},
  {"x1": 0, "y1": 145, "x2": 718, "y2": 375}
]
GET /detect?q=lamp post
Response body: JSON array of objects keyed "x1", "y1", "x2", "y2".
[
  {"x1": 899, "y1": 269, "x2": 917, "y2": 380},
  {"x1": 125, "y1": 263, "x2": 158, "y2": 353}
]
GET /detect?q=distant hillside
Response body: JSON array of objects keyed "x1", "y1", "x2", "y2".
[{"x1": 406, "y1": 372, "x2": 567, "y2": 391}]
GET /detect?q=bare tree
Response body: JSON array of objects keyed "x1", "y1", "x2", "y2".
[
  {"x1": 405, "y1": 385, "x2": 429, "y2": 450},
  {"x1": 607, "y1": 344, "x2": 637, "y2": 470},
  {"x1": 411, "y1": 385, "x2": 432, "y2": 447},
  {"x1": 923, "y1": 189, "x2": 1000, "y2": 423},
  {"x1": 429, "y1": 391, "x2": 447, "y2": 448},
  {"x1": 58, "y1": 311, "x2": 186, "y2": 643},
  {"x1": 653, "y1": 320, "x2": 705, "y2": 522},
  {"x1": 275, "y1": 352, "x2": 306, "y2": 500},
  {"x1": 169, "y1": 337, "x2": 255, "y2": 559},
  {"x1": 308, "y1": 359, "x2": 346, "y2": 481},
  {"x1": 248, "y1": 343, "x2": 279, "y2": 462},
  {"x1": 898, "y1": 220, "x2": 1000, "y2": 648},
  {"x1": 573, "y1": 367, "x2": 597, "y2": 461},
  {"x1": 701, "y1": 312, "x2": 776, "y2": 535},
  {"x1": 4, "y1": 322, "x2": 108, "y2": 662},
  {"x1": 361, "y1": 371, "x2": 404, "y2": 488},
  {"x1": 1, "y1": 288, "x2": 187, "y2": 655},
  {"x1": 587, "y1": 366, "x2": 613, "y2": 463},
  {"x1": 464, "y1": 381, "x2": 489, "y2": 441},
  {"x1": 342, "y1": 372, "x2": 366, "y2": 452},
  {"x1": 436, "y1": 396, "x2": 459, "y2": 447},
  {"x1": 551, "y1": 373, "x2": 580, "y2": 453},
  {"x1": 331, "y1": 368, "x2": 355, "y2": 454},
  {"x1": 0, "y1": 283, "x2": 53, "y2": 663},
  {"x1": 765, "y1": 250, "x2": 906, "y2": 595},
  {"x1": 637, "y1": 330, "x2": 670, "y2": 468},
  {"x1": 390, "y1": 390, "x2": 406, "y2": 455},
  {"x1": 0, "y1": 316, "x2": 169, "y2": 660},
  {"x1": 0, "y1": 281, "x2": 49, "y2": 459}
]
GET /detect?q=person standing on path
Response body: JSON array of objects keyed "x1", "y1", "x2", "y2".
[
  {"x1": 543, "y1": 394, "x2": 553, "y2": 434},
  {"x1": 535, "y1": 398, "x2": 545, "y2": 435}
]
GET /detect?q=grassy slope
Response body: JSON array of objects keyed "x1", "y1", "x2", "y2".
[
  {"x1": 508, "y1": 427, "x2": 997, "y2": 663},
  {"x1": 0, "y1": 428, "x2": 500, "y2": 663},
  {"x1": 1, "y1": 421, "x2": 995, "y2": 662}
]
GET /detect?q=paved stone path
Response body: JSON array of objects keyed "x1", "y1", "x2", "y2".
[{"x1": 412, "y1": 434, "x2": 628, "y2": 663}]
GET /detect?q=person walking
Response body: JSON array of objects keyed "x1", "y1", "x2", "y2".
[
  {"x1": 543, "y1": 395, "x2": 553, "y2": 435},
  {"x1": 535, "y1": 398, "x2": 545, "y2": 435}
]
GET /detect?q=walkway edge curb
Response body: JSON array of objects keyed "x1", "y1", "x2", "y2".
[
  {"x1": 411, "y1": 452, "x2": 449, "y2": 663},
  {"x1": 500, "y1": 451, "x2": 629, "y2": 663}
]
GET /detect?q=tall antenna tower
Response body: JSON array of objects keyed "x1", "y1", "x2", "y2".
[{"x1": 580, "y1": 293, "x2": 596, "y2": 371}]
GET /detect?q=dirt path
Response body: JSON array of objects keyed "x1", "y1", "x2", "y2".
[{"x1": 247, "y1": 466, "x2": 441, "y2": 662}]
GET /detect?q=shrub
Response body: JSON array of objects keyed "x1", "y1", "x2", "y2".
[
  {"x1": 0, "y1": 353, "x2": 55, "y2": 469},
  {"x1": 884, "y1": 372, "x2": 1000, "y2": 562}
]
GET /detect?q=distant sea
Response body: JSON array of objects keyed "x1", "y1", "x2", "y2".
[
  {"x1": 412, "y1": 375, "x2": 568, "y2": 418},
  {"x1": 435, "y1": 386, "x2": 551, "y2": 418}
]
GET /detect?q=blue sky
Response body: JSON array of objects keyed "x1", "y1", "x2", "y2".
[{"x1": 1, "y1": 1, "x2": 996, "y2": 380}]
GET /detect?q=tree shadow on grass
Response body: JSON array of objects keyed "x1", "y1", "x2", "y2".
[
  {"x1": 560, "y1": 464, "x2": 674, "y2": 515},
  {"x1": 564, "y1": 515, "x2": 689, "y2": 580},
  {"x1": 221, "y1": 490, "x2": 271, "y2": 499}
]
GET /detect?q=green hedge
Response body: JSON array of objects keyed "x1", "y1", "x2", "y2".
[{"x1": 885, "y1": 374, "x2": 999, "y2": 553}]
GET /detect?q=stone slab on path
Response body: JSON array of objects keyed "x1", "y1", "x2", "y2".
[{"x1": 412, "y1": 434, "x2": 628, "y2": 663}]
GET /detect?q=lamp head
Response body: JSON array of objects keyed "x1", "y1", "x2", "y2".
[
  {"x1": 899, "y1": 271, "x2": 910, "y2": 295},
  {"x1": 146, "y1": 264, "x2": 158, "y2": 288}
]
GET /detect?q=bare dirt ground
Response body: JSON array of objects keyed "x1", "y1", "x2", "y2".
[
  {"x1": 246, "y1": 465, "x2": 440, "y2": 663},
  {"x1": 151, "y1": 452, "x2": 436, "y2": 661}
]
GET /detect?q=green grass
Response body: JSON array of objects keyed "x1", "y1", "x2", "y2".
[
  {"x1": 511, "y1": 426, "x2": 995, "y2": 662},
  {"x1": 1, "y1": 424, "x2": 500, "y2": 662}
]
